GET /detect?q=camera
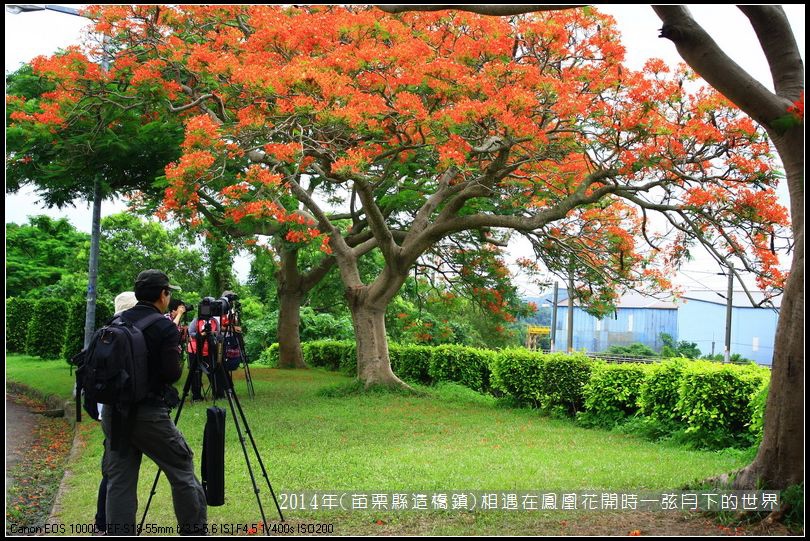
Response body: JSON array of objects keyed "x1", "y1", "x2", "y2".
[{"x1": 198, "y1": 296, "x2": 230, "y2": 318}]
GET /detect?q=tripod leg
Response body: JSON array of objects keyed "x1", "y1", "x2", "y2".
[
  {"x1": 243, "y1": 360, "x2": 255, "y2": 399},
  {"x1": 220, "y1": 369, "x2": 272, "y2": 531},
  {"x1": 236, "y1": 333, "x2": 255, "y2": 399},
  {"x1": 225, "y1": 371, "x2": 285, "y2": 522}
]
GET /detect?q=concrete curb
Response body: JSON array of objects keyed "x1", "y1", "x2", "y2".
[{"x1": 6, "y1": 381, "x2": 77, "y2": 426}]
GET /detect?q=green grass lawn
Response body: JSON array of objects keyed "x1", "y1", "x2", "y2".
[{"x1": 7, "y1": 356, "x2": 754, "y2": 535}]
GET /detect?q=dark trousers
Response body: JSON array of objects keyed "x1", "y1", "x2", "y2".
[
  {"x1": 95, "y1": 475, "x2": 108, "y2": 532},
  {"x1": 101, "y1": 405, "x2": 207, "y2": 535}
]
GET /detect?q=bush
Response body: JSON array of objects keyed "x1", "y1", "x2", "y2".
[
  {"x1": 428, "y1": 345, "x2": 494, "y2": 393},
  {"x1": 749, "y1": 381, "x2": 769, "y2": 444},
  {"x1": 303, "y1": 341, "x2": 356, "y2": 374},
  {"x1": 491, "y1": 349, "x2": 547, "y2": 407},
  {"x1": 389, "y1": 344, "x2": 433, "y2": 385},
  {"x1": 241, "y1": 311, "x2": 279, "y2": 361},
  {"x1": 581, "y1": 362, "x2": 649, "y2": 428},
  {"x1": 639, "y1": 359, "x2": 689, "y2": 424},
  {"x1": 536, "y1": 353, "x2": 592, "y2": 415},
  {"x1": 6, "y1": 297, "x2": 35, "y2": 353},
  {"x1": 782, "y1": 483, "x2": 804, "y2": 533},
  {"x1": 256, "y1": 343, "x2": 279, "y2": 367},
  {"x1": 60, "y1": 298, "x2": 113, "y2": 362},
  {"x1": 604, "y1": 343, "x2": 658, "y2": 357},
  {"x1": 675, "y1": 361, "x2": 770, "y2": 449},
  {"x1": 26, "y1": 298, "x2": 70, "y2": 359}
]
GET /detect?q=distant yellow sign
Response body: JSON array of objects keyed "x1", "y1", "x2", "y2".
[
  {"x1": 527, "y1": 325, "x2": 551, "y2": 335},
  {"x1": 526, "y1": 325, "x2": 550, "y2": 351}
]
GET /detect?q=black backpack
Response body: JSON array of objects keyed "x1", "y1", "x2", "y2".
[{"x1": 75, "y1": 312, "x2": 164, "y2": 420}]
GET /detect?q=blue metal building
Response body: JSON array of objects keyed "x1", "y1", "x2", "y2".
[
  {"x1": 677, "y1": 290, "x2": 781, "y2": 365},
  {"x1": 548, "y1": 289, "x2": 780, "y2": 365},
  {"x1": 554, "y1": 293, "x2": 678, "y2": 353}
]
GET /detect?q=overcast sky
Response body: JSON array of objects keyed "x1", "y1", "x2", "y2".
[{"x1": 4, "y1": 5, "x2": 805, "y2": 294}]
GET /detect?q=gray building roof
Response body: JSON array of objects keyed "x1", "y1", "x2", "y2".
[
  {"x1": 681, "y1": 290, "x2": 782, "y2": 309},
  {"x1": 555, "y1": 291, "x2": 678, "y2": 309},
  {"x1": 546, "y1": 289, "x2": 782, "y2": 310}
]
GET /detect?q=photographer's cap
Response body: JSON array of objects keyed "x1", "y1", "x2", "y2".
[{"x1": 135, "y1": 269, "x2": 182, "y2": 291}]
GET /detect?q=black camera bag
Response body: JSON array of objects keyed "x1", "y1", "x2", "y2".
[{"x1": 202, "y1": 406, "x2": 226, "y2": 506}]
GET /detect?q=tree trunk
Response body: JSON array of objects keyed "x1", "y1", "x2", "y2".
[
  {"x1": 735, "y1": 128, "x2": 804, "y2": 489},
  {"x1": 277, "y1": 286, "x2": 307, "y2": 369},
  {"x1": 346, "y1": 285, "x2": 408, "y2": 389},
  {"x1": 275, "y1": 247, "x2": 308, "y2": 369}
]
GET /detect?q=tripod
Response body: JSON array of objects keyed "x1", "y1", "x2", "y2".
[
  {"x1": 139, "y1": 317, "x2": 284, "y2": 534},
  {"x1": 222, "y1": 305, "x2": 255, "y2": 399}
]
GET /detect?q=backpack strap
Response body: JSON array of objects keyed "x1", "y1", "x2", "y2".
[{"x1": 131, "y1": 312, "x2": 167, "y2": 331}]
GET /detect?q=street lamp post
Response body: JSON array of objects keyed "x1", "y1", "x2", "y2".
[{"x1": 7, "y1": 4, "x2": 108, "y2": 349}]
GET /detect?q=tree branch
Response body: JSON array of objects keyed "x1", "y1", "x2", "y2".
[
  {"x1": 376, "y1": 5, "x2": 584, "y2": 16},
  {"x1": 354, "y1": 178, "x2": 400, "y2": 265},
  {"x1": 737, "y1": 5, "x2": 804, "y2": 100},
  {"x1": 652, "y1": 6, "x2": 787, "y2": 127}
]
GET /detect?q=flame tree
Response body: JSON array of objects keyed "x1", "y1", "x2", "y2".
[
  {"x1": 9, "y1": 6, "x2": 789, "y2": 392},
  {"x1": 380, "y1": 1, "x2": 805, "y2": 493}
]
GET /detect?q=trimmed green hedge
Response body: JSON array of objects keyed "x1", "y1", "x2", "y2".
[
  {"x1": 581, "y1": 362, "x2": 649, "y2": 428},
  {"x1": 428, "y1": 345, "x2": 494, "y2": 393},
  {"x1": 639, "y1": 359, "x2": 688, "y2": 424},
  {"x1": 390, "y1": 344, "x2": 433, "y2": 384},
  {"x1": 60, "y1": 298, "x2": 113, "y2": 362},
  {"x1": 491, "y1": 349, "x2": 546, "y2": 407},
  {"x1": 303, "y1": 341, "x2": 356, "y2": 374},
  {"x1": 676, "y1": 361, "x2": 770, "y2": 448},
  {"x1": 6, "y1": 297, "x2": 35, "y2": 353},
  {"x1": 269, "y1": 340, "x2": 770, "y2": 450},
  {"x1": 26, "y1": 298, "x2": 69, "y2": 359},
  {"x1": 537, "y1": 353, "x2": 592, "y2": 415},
  {"x1": 491, "y1": 350, "x2": 592, "y2": 413},
  {"x1": 749, "y1": 381, "x2": 769, "y2": 444}
]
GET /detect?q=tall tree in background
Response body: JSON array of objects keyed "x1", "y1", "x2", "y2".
[
  {"x1": 97, "y1": 213, "x2": 207, "y2": 296},
  {"x1": 380, "y1": 0, "x2": 804, "y2": 493},
  {"x1": 5, "y1": 216, "x2": 88, "y2": 298},
  {"x1": 6, "y1": 58, "x2": 185, "y2": 346},
  {"x1": 86, "y1": 6, "x2": 787, "y2": 389}
]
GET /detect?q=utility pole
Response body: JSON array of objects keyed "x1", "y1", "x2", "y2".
[
  {"x1": 724, "y1": 264, "x2": 734, "y2": 363},
  {"x1": 549, "y1": 281, "x2": 559, "y2": 352},
  {"x1": 567, "y1": 273, "x2": 574, "y2": 353}
]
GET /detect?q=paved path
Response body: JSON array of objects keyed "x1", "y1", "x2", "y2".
[{"x1": 5, "y1": 394, "x2": 39, "y2": 491}]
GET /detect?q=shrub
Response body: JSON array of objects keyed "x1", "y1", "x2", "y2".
[
  {"x1": 749, "y1": 381, "x2": 769, "y2": 444},
  {"x1": 536, "y1": 353, "x2": 592, "y2": 415},
  {"x1": 675, "y1": 361, "x2": 770, "y2": 449},
  {"x1": 604, "y1": 343, "x2": 657, "y2": 357},
  {"x1": 639, "y1": 359, "x2": 689, "y2": 423},
  {"x1": 390, "y1": 344, "x2": 433, "y2": 385},
  {"x1": 26, "y1": 298, "x2": 70, "y2": 359},
  {"x1": 303, "y1": 341, "x2": 356, "y2": 374},
  {"x1": 60, "y1": 298, "x2": 113, "y2": 362},
  {"x1": 241, "y1": 311, "x2": 278, "y2": 361},
  {"x1": 256, "y1": 343, "x2": 279, "y2": 367},
  {"x1": 491, "y1": 349, "x2": 547, "y2": 407},
  {"x1": 6, "y1": 297, "x2": 35, "y2": 353},
  {"x1": 428, "y1": 345, "x2": 495, "y2": 393},
  {"x1": 581, "y1": 362, "x2": 649, "y2": 428}
]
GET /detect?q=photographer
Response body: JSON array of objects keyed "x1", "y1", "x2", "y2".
[
  {"x1": 167, "y1": 298, "x2": 190, "y2": 329},
  {"x1": 187, "y1": 313, "x2": 220, "y2": 400},
  {"x1": 219, "y1": 291, "x2": 244, "y2": 371},
  {"x1": 102, "y1": 270, "x2": 207, "y2": 535}
]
